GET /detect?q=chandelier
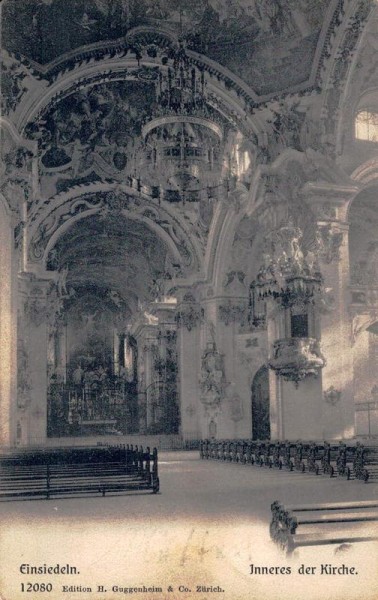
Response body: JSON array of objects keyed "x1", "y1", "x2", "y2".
[{"x1": 140, "y1": 45, "x2": 226, "y2": 203}]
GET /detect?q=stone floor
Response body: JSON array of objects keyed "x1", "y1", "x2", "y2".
[{"x1": 0, "y1": 452, "x2": 377, "y2": 600}]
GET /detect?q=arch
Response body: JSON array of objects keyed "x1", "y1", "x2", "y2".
[
  {"x1": 16, "y1": 54, "x2": 261, "y2": 140},
  {"x1": 207, "y1": 149, "x2": 322, "y2": 295},
  {"x1": 350, "y1": 159, "x2": 378, "y2": 186},
  {"x1": 0, "y1": 116, "x2": 36, "y2": 152},
  {"x1": 205, "y1": 165, "x2": 263, "y2": 293},
  {"x1": 251, "y1": 366, "x2": 270, "y2": 440},
  {"x1": 26, "y1": 185, "x2": 203, "y2": 276}
]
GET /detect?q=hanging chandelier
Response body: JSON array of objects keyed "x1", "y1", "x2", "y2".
[{"x1": 140, "y1": 45, "x2": 227, "y2": 203}]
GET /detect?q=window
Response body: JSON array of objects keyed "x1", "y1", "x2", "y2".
[{"x1": 355, "y1": 110, "x2": 378, "y2": 142}]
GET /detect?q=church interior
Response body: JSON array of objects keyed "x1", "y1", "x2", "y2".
[{"x1": 1, "y1": 1, "x2": 378, "y2": 599}]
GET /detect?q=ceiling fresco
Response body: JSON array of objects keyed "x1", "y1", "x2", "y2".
[
  {"x1": 46, "y1": 214, "x2": 169, "y2": 309},
  {"x1": 2, "y1": 0, "x2": 335, "y2": 96},
  {"x1": 24, "y1": 80, "x2": 157, "y2": 195},
  {"x1": 28, "y1": 80, "x2": 156, "y2": 153}
]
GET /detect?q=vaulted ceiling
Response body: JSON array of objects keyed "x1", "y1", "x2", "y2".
[
  {"x1": 1, "y1": 0, "x2": 377, "y2": 318},
  {"x1": 46, "y1": 213, "x2": 170, "y2": 312},
  {"x1": 2, "y1": 0, "x2": 338, "y2": 98}
]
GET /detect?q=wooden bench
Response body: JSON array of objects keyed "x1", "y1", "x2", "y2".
[
  {"x1": 0, "y1": 445, "x2": 159, "y2": 501},
  {"x1": 200, "y1": 439, "x2": 377, "y2": 481},
  {"x1": 270, "y1": 500, "x2": 378, "y2": 555},
  {"x1": 353, "y1": 443, "x2": 378, "y2": 482},
  {"x1": 296, "y1": 442, "x2": 337, "y2": 477},
  {"x1": 282, "y1": 442, "x2": 294, "y2": 471},
  {"x1": 335, "y1": 442, "x2": 354, "y2": 480}
]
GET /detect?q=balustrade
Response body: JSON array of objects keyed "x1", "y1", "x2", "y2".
[{"x1": 47, "y1": 379, "x2": 138, "y2": 436}]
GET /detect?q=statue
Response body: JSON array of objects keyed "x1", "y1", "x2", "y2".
[
  {"x1": 199, "y1": 341, "x2": 227, "y2": 409},
  {"x1": 72, "y1": 364, "x2": 84, "y2": 385},
  {"x1": 57, "y1": 265, "x2": 69, "y2": 297}
]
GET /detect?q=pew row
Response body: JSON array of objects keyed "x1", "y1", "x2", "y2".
[
  {"x1": 200, "y1": 439, "x2": 378, "y2": 482},
  {"x1": 270, "y1": 500, "x2": 378, "y2": 555},
  {"x1": 0, "y1": 445, "x2": 159, "y2": 501}
]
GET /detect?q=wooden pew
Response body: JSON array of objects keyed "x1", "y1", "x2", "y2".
[
  {"x1": 282, "y1": 442, "x2": 294, "y2": 471},
  {"x1": 353, "y1": 443, "x2": 378, "y2": 482},
  {"x1": 270, "y1": 500, "x2": 378, "y2": 555},
  {"x1": 199, "y1": 439, "x2": 378, "y2": 484},
  {"x1": 305, "y1": 442, "x2": 323, "y2": 475},
  {"x1": 336, "y1": 442, "x2": 354, "y2": 480},
  {"x1": 271, "y1": 442, "x2": 283, "y2": 469},
  {"x1": 0, "y1": 445, "x2": 159, "y2": 501}
]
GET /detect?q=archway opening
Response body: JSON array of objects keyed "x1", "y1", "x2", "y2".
[{"x1": 44, "y1": 212, "x2": 177, "y2": 437}]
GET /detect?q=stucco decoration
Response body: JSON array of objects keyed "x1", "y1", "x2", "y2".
[
  {"x1": 24, "y1": 81, "x2": 156, "y2": 196},
  {"x1": 17, "y1": 337, "x2": 32, "y2": 411},
  {"x1": 316, "y1": 224, "x2": 344, "y2": 264},
  {"x1": 199, "y1": 341, "x2": 227, "y2": 410},
  {"x1": 24, "y1": 297, "x2": 47, "y2": 327},
  {"x1": 323, "y1": 386, "x2": 342, "y2": 405},
  {"x1": 1, "y1": 51, "x2": 29, "y2": 115}
]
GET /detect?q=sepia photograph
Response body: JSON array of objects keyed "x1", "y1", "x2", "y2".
[{"x1": 0, "y1": 1, "x2": 378, "y2": 599}]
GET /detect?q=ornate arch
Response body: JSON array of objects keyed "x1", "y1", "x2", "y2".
[
  {"x1": 351, "y1": 158, "x2": 378, "y2": 186},
  {"x1": 208, "y1": 148, "x2": 333, "y2": 295},
  {"x1": 15, "y1": 51, "x2": 261, "y2": 142},
  {"x1": 26, "y1": 184, "x2": 203, "y2": 276}
]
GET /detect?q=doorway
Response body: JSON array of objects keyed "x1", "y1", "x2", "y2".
[{"x1": 251, "y1": 366, "x2": 270, "y2": 440}]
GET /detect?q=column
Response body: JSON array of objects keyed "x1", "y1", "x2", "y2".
[
  {"x1": 19, "y1": 276, "x2": 50, "y2": 445},
  {"x1": 210, "y1": 276, "x2": 251, "y2": 439},
  {"x1": 309, "y1": 188, "x2": 356, "y2": 439},
  {"x1": 0, "y1": 202, "x2": 17, "y2": 447},
  {"x1": 266, "y1": 300, "x2": 325, "y2": 440},
  {"x1": 176, "y1": 295, "x2": 202, "y2": 441},
  {"x1": 257, "y1": 217, "x2": 327, "y2": 441},
  {"x1": 144, "y1": 337, "x2": 158, "y2": 429},
  {"x1": 133, "y1": 322, "x2": 159, "y2": 433}
]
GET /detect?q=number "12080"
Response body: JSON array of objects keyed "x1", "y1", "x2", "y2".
[{"x1": 21, "y1": 583, "x2": 53, "y2": 592}]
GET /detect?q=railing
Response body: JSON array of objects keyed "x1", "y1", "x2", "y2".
[{"x1": 47, "y1": 380, "x2": 138, "y2": 437}]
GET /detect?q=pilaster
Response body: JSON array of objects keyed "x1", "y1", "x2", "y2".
[
  {"x1": 0, "y1": 202, "x2": 18, "y2": 447},
  {"x1": 175, "y1": 293, "x2": 202, "y2": 441},
  {"x1": 307, "y1": 186, "x2": 357, "y2": 439},
  {"x1": 18, "y1": 274, "x2": 51, "y2": 445}
]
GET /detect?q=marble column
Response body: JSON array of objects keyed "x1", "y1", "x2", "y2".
[{"x1": 133, "y1": 322, "x2": 159, "y2": 432}]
